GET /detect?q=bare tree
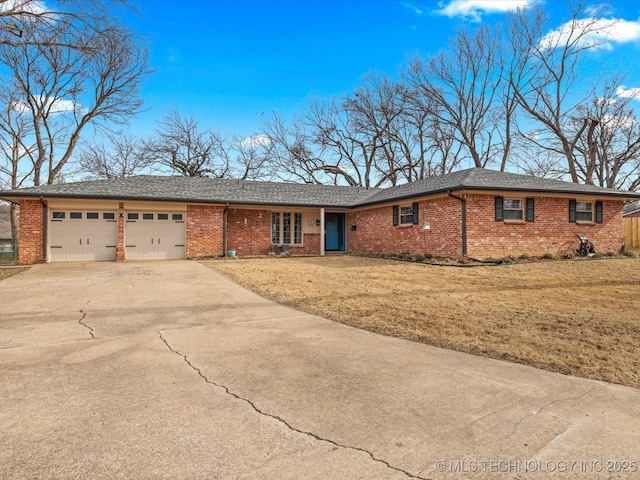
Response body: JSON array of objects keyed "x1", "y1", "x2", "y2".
[
  {"x1": 228, "y1": 134, "x2": 273, "y2": 181},
  {"x1": 264, "y1": 75, "x2": 441, "y2": 188},
  {"x1": 78, "y1": 131, "x2": 152, "y2": 179},
  {"x1": 0, "y1": 82, "x2": 35, "y2": 238},
  {"x1": 0, "y1": 4, "x2": 150, "y2": 185},
  {"x1": 572, "y1": 84, "x2": 640, "y2": 190},
  {"x1": 0, "y1": 0, "x2": 132, "y2": 49},
  {"x1": 261, "y1": 111, "x2": 359, "y2": 185},
  {"x1": 306, "y1": 98, "x2": 376, "y2": 187},
  {"x1": 507, "y1": 3, "x2": 614, "y2": 183},
  {"x1": 144, "y1": 110, "x2": 229, "y2": 177},
  {"x1": 404, "y1": 24, "x2": 507, "y2": 169}
]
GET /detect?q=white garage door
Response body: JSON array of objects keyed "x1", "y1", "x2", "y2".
[
  {"x1": 49, "y1": 211, "x2": 118, "y2": 262},
  {"x1": 125, "y1": 212, "x2": 185, "y2": 260}
]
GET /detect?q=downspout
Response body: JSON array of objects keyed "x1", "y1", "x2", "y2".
[
  {"x1": 223, "y1": 203, "x2": 229, "y2": 257},
  {"x1": 447, "y1": 190, "x2": 467, "y2": 257},
  {"x1": 39, "y1": 195, "x2": 47, "y2": 262}
]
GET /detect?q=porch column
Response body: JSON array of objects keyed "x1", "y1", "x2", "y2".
[{"x1": 320, "y1": 207, "x2": 325, "y2": 256}]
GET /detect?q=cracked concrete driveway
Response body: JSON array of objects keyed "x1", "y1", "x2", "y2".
[{"x1": 1, "y1": 261, "x2": 639, "y2": 479}]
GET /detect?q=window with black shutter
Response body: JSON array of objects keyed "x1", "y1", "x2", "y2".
[
  {"x1": 395, "y1": 204, "x2": 417, "y2": 226},
  {"x1": 569, "y1": 200, "x2": 577, "y2": 223},
  {"x1": 595, "y1": 201, "x2": 603, "y2": 223},
  {"x1": 495, "y1": 197, "x2": 503, "y2": 221},
  {"x1": 526, "y1": 198, "x2": 535, "y2": 222},
  {"x1": 496, "y1": 196, "x2": 528, "y2": 221}
]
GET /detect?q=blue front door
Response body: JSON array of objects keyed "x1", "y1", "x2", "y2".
[{"x1": 325, "y1": 213, "x2": 345, "y2": 251}]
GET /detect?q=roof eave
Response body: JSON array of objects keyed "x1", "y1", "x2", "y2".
[
  {"x1": 3, "y1": 183, "x2": 638, "y2": 209},
  {"x1": 0, "y1": 191, "x2": 359, "y2": 209},
  {"x1": 354, "y1": 185, "x2": 640, "y2": 207}
]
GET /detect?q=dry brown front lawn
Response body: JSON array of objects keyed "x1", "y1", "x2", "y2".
[
  {"x1": 204, "y1": 256, "x2": 640, "y2": 389},
  {"x1": 0, "y1": 266, "x2": 28, "y2": 282}
]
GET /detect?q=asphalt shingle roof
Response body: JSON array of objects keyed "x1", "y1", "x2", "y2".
[
  {"x1": 1, "y1": 168, "x2": 638, "y2": 208},
  {"x1": 0, "y1": 175, "x2": 380, "y2": 208},
  {"x1": 358, "y1": 168, "x2": 640, "y2": 205}
]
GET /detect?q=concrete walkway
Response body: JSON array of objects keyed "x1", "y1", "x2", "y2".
[{"x1": 1, "y1": 261, "x2": 639, "y2": 479}]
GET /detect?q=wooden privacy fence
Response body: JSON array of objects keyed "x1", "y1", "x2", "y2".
[{"x1": 624, "y1": 217, "x2": 640, "y2": 248}]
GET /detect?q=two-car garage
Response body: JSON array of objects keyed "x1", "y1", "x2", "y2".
[{"x1": 48, "y1": 207, "x2": 186, "y2": 262}]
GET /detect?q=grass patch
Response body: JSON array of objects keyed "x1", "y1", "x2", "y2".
[
  {"x1": 0, "y1": 266, "x2": 28, "y2": 282},
  {"x1": 204, "y1": 255, "x2": 640, "y2": 389}
]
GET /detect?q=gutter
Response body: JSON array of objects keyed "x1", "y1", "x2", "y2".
[
  {"x1": 447, "y1": 190, "x2": 467, "y2": 256},
  {"x1": 223, "y1": 203, "x2": 229, "y2": 257},
  {"x1": 39, "y1": 195, "x2": 47, "y2": 262}
]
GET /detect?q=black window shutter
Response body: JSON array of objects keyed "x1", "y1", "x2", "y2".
[
  {"x1": 392, "y1": 206, "x2": 398, "y2": 226},
  {"x1": 412, "y1": 202, "x2": 419, "y2": 225},
  {"x1": 595, "y1": 201, "x2": 603, "y2": 223},
  {"x1": 526, "y1": 198, "x2": 535, "y2": 222},
  {"x1": 495, "y1": 196, "x2": 503, "y2": 221},
  {"x1": 569, "y1": 200, "x2": 577, "y2": 223}
]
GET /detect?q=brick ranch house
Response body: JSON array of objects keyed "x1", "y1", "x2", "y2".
[{"x1": 1, "y1": 168, "x2": 639, "y2": 265}]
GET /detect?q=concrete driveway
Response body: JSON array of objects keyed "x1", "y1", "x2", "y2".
[{"x1": 1, "y1": 261, "x2": 639, "y2": 479}]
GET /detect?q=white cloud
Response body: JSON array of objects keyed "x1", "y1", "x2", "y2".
[
  {"x1": 540, "y1": 17, "x2": 640, "y2": 50},
  {"x1": 12, "y1": 97, "x2": 81, "y2": 115},
  {"x1": 401, "y1": 2, "x2": 424, "y2": 15},
  {"x1": 240, "y1": 135, "x2": 271, "y2": 148},
  {"x1": 435, "y1": 0, "x2": 531, "y2": 22},
  {"x1": 0, "y1": 0, "x2": 48, "y2": 15},
  {"x1": 616, "y1": 86, "x2": 640, "y2": 100}
]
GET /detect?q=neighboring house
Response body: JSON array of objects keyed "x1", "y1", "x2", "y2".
[
  {"x1": 1, "y1": 168, "x2": 639, "y2": 265},
  {"x1": 0, "y1": 203, "x2": 14, "y2": 254},
  {"x1": 624, "y1": 200, "x2": 640, "y2": 218},
  {"x1": 0, "y1": 203, "x2": 10, "y2": 235}
]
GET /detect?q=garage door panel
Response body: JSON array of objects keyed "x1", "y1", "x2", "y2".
[
  {"x1": 49, "y1": 211, "x2": 117, "y2": 262},
  {"x1": 125, "y1": 212, "x2": 185, "y2": 260}
]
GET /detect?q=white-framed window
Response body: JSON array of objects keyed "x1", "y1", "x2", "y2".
[
  {"x1": 400, "y1": 205, "x2": 414, "y2": 225},
  {"x1": 503, "y1": 198, "x2": 523, "y2": 221},
  {"x1": 575, "y1": 201, "x2": 593, "y2": 222},
  {"x1": 272, "y1": 212, "x2": 302, "y2": 244},
  {"x1": 393, "y1": 203, "x2": 418, "y2": 226},
  {"x1": 496, "y1": 196, "x2": 534, "y2": 222},
  {"x1": 570, "y1": 199, "x2": 602, "y2": 224}
]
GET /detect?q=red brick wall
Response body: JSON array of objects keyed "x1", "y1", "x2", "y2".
[
  {"x1": 345, "y1": 194, "x2": 624, "y2": 259},
  {"x1": 116, "y1": 202, "x2": 125, "y2": 261},
  {"x1": 289, "y1": 233, "x2": 320, "y2": 255},
  {"x1": 18, "y1": 199, "x2": 44, "y2": 265},
  {"x1": 227, "y1": 209, "x2": 321, "y2": 255},
  {"x1": 186, "y1": 205, "x2": 224, "y2": 258},
  {"x1": 466, "y1": 195, "x2": 625, "y2": 258},
  {"x1": 227, "y1": 208, "x2": 271, "y2": 255},
  {"x1": 346, "y1": 196, "x2": 464, "y2": 257}
]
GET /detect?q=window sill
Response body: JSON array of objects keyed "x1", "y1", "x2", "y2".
[
  {"x1": 503, "y1": 220, "x2": 526, "y2": 225},
  {"x1": 576, "y1": 221, "x2": 594, "y2": 225}
]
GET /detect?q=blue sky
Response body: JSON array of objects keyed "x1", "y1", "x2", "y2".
[{"x1": 125, "y1": 0, "x2": 640, "y2": 139}]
